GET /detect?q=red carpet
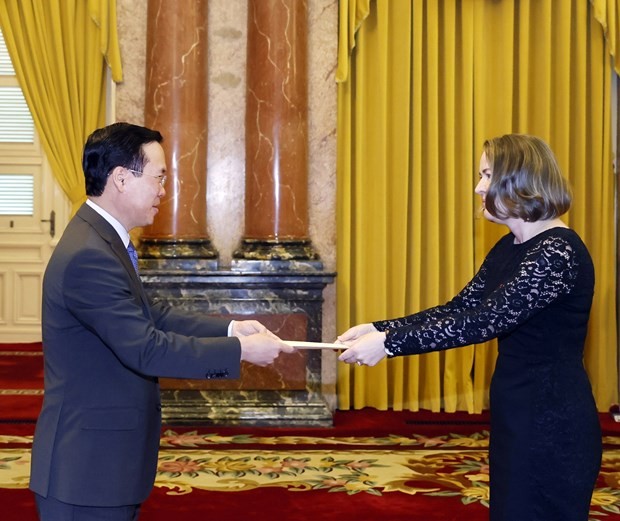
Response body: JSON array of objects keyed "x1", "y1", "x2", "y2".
[
  {"x1": 0, "y1": 479, "x2": 488, "y2": 521},
  {"x1": 0, "y1": 418, "x2": 494, "y2": 521},
  {"x1": 2, "y1": 342, "x2": 620, "y2": 520},
  {"x1": 141, "y1": 486, "x2": 485, "y2": 521},
  {"x1": 3, "y1": 419, "x2": 620, "y2": 521},
  {"x1": 0, "y1": 342, "x2": 43, "y2": 422}
]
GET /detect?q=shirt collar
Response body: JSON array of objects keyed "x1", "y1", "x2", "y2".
[{"x1": 86, "y1": 199, "x2": 131, "y2": 248}]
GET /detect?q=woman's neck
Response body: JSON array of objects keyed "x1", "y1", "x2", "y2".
[{"x1": 509, "y1": 218, "x2": 568, "y2": 244}]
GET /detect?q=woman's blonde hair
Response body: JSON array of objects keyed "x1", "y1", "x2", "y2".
[{"x1": 483, "y1": 134, "x2": 572, "y2": 221}]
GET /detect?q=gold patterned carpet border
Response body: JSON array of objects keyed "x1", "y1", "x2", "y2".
[
  {"x1": 2, "y1": 432, "x2": 620, "y2": 518},
  {"x1": 159, "y1": 429, "x2": 494, "y2": 448}
]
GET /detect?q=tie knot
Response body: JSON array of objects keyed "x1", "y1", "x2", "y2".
[{"x1": 127, "y1": 241, "x2": 139, "y2": 274}]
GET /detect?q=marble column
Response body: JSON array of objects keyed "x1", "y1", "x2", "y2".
[
  {"x1": 139, "y1": 0, "x2": 217, "y2": 268},
  {"x1": 233, "y1": 0, "x2": 319, "y2": 267}
]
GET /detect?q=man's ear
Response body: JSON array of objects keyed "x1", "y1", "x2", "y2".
[{"x1": 110, "y1": 166, "x2": 127, "y2": 191}]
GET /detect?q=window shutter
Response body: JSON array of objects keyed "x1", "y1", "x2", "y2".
[{"x1": 0, "y1": 174, "x2": 34, "y2": 215}]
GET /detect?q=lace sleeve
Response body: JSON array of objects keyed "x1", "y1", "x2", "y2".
[
  {"x1": 383, "y1": 236, "x2": 579, "y2": 357},
  {"x1": 373, "y1": 257, "x2": 490, "y2": 330}
]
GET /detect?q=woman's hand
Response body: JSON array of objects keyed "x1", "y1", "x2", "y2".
[
  {"x1": 337, "y1": 322, "x2": 378, "y2": 344},
  {"x1": 338, "y1": 330, "x2": 388, "y2": 367}
]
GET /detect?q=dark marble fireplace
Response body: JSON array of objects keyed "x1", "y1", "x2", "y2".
[{"x1": 141, "y1": 265, "x2": 335, "y2": 427}]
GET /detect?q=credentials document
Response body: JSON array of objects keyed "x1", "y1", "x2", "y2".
[{"x1": 283, "y1": 340, "x2": 343, "y2": 350}]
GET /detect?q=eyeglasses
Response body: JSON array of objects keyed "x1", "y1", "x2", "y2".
[{"x1": 126, "y1": 168, "x2": 167, "y2": 187}]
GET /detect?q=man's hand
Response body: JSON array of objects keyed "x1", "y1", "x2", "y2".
[
  {"x1": 239, "y1": 333, "x2": 295, "y2": 367},
  {"x1": 231, "y1": 319, "x2": 279, "y2": 339}
]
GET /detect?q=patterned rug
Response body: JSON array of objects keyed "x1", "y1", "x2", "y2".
[
  {"x1": 2, "y1": 343, "x2": 619, "y2": 520},
  {"x1": 3, "y1": 429, "x2": 620, "y2": 520}
]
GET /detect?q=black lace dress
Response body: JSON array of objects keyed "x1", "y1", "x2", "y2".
[{"x1": 373, "y1": 228, "x2": 602, "y2": 521}]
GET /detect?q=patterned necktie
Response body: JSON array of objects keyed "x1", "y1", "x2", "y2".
[{"x1": 127, "y1": 241, "x2": 139, "y2": 275}]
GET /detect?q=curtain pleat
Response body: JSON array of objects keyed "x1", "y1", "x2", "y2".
[
  {"x1": 590, "y1": 0, "x2": 620, "y2": 73},
  {"x1": 337, "y1": 0, "x2": 618, "y2": 412},
  {"x1": 336, "y1": 0, "x2": 371, "y2": 83},
  {"x1": 0, "y1": 0, "x2": 122, "y2": 213}
]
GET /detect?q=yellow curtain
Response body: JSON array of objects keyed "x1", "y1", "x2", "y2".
[
  {"x1": 0, "y1": 0, "x2": 122, "y2": 213},
  {"x1": 590, "y1": 0, "x2": 620, "y2": 73},
  {"x1": 337, "y1": 0, "x2": 618, "y2": 412}
]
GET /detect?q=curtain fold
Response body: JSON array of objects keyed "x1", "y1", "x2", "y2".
[
  {"x1": 336, "y1": 0, "x2": 371, "y2": 83},
  {"x1": 337, "y1": 0, "x2": 618, "y2": 412},
  {"x1": 590, "y1": 0, "x2": 620, "y2": 73},
  {"x1": 88, "y1": 0, "x2": 123, "y2": 82},
  {"x1": 0, "y1": 0, "x2": 122, "y2": 213}
]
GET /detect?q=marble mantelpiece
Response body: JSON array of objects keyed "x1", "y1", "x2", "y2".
[{"x1": 140, "y1": 265, "x2": 335, "y2": 427}]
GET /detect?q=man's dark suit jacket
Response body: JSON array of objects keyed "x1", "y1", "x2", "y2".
[{"x1": 29, "y1": 203, "x2": 241, "y2": 507}]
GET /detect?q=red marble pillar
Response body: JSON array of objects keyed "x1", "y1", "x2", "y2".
[
  {"x1": 234, "y1": 0, "x2": 318, "y2": 262},
  {"x1": 139, "y1": 0, "x2": 217, "y2": 266}
]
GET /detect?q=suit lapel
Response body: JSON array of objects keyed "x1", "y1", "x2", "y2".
[{"x1": 76, "y1": 204, "x2": 152, "y2": 317}]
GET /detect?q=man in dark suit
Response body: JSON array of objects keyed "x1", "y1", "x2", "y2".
[{"x1": 29, "y1": 122, "x2": 294, "y2": 520}]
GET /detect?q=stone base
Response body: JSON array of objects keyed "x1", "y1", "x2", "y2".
[
  {"x1": 231, "y1": 258, "x2": 324, "y2": 273},
  {"x1": 233, "y1": 238, "x2": 319, "y2": 261},
  {"x1": 139, "y1": 257, "x2": 219, "y2": 271},
  {"x1": 138, "y1": 238, "x2": 219, "y2": 270},
  {"x1": 161, "y1": 389, "x2": 333, "y2": 427},
  {"x1": 139, "y1": 238, "x2": 218, "y2": 259}
]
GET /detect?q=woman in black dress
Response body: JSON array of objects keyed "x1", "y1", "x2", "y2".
[{"x1": 337, "y1": 134, "x2": 602, "y2": 521}]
